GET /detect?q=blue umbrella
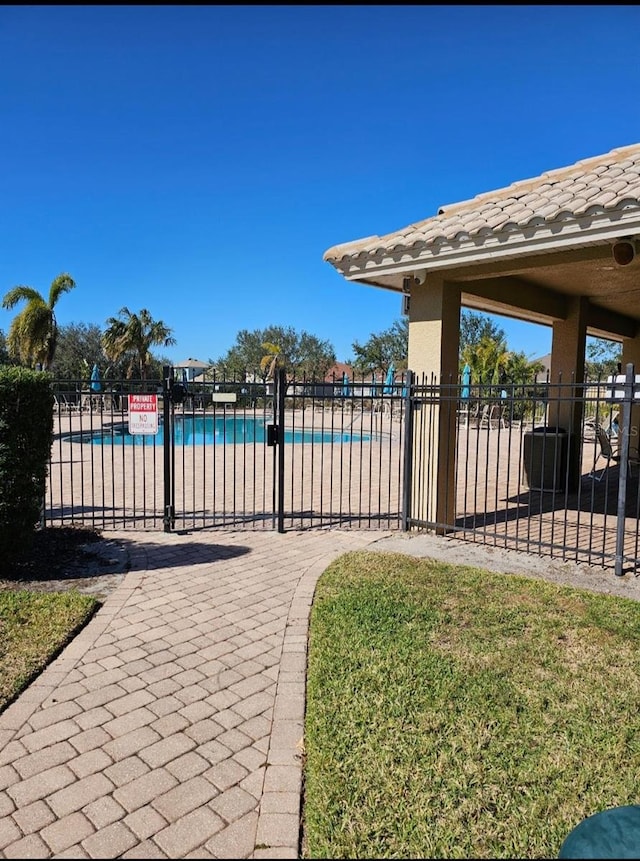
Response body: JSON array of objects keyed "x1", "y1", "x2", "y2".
[
  {"x1": 383, "y1": 364, "x2": 395, "y2": 395},
  {"x1": 461, "y1": 363, "x2": 471, "y2": 399},
  {"x1": 90, "y1": 364, "x2": 102, "y2": 393},
  {"x1": 342, "y1": 372, "x2": 350, "y2": 397}
]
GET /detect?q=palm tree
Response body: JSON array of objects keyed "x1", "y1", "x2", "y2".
[
  {"x1": 102, "y1": 307, "x2": 176, "y2": 380},
  {"x1": 461, "y1": 333, "x2": 509, "y2": 387},
  {"x1": 2, "y1": 273, "x2": 76, "y2": 370},
  {"x1": 260, "y1": 341, "x2": 281, "y2": 381}
]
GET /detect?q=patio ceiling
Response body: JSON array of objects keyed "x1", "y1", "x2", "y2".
[{"x1": 324, "y1": 144, "x2": 640, "y2": 340}]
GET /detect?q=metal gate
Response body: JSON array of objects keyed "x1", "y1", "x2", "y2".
[{"x1": 45, "y1": 368, "x2": 407, "y2": 532}]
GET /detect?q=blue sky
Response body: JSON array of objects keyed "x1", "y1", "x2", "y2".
[{"x1": 1, "y1": 5, "x2": 639, "y2": 368}]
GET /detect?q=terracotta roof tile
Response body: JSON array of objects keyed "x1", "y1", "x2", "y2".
[
  {"x1": 536, "y1": 202, "x2": 560, "y2": 219},
  {"x1": 325, "y1": 144, "x2": 640, "y2": 267}
]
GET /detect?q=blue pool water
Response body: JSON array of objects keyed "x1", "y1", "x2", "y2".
[{"x1": 65, "y1": 414, "x2": 370, "y2": 446}]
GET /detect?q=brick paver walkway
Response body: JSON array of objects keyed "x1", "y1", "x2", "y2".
[{"x1": 0, "y1": 529, "x2": 386, "y2": 859}]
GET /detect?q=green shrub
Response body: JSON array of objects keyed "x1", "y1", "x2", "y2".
[{"x1": 0, "y1": 367, "x2": 54, "y2": 570}]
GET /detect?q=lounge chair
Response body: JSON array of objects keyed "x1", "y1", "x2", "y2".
[
  {"x1": 478, "y1": 403, "x2": 506, "y2": 429},
  {"x1": 54, "y1": 394, "x2": 81, "y2": 413}
]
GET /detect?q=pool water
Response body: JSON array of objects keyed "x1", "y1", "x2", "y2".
[{"x1": 65, "y1": 414, "x2": 371, "y2": 446}]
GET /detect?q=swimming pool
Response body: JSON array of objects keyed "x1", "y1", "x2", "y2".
[{"x1": 64, "y1": 414, "x2": 371, "y2": 446}]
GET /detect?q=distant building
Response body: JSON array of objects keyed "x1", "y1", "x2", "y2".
[
  {"x1": 324, "y1": 362, "x2": 353, "y2": 382},
  {"x1": 533, "y1": 353, "x2": 551, "y2": 383},
  {"x1": 308, "y1": 362, "x2": 355, "y2": 398}
]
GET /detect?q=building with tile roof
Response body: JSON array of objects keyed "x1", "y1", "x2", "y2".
[
  {"x1": 324, "y1": 144, "x2": 640, "y2": 529},
  {"x1": 325, "y1": 143, "x2": 640, "y2": 335}
]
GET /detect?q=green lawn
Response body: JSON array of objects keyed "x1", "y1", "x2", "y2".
[
  {"x1": 303, "y1": 550, "x2": 640, "y2": 859},
  {"x1": 0, "y1": 589, "x2": 98, "y2": 713}
]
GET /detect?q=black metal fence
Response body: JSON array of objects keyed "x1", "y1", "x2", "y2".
[
  {"x1": 45, "y1": 369, "x2": 406, "y2": 532},
  {"x1": 45, "y1": 366, "x2": 640, "y2": 574},
  {"x1": 407, "y1": 367, "x2": 640, "y2": 574}
]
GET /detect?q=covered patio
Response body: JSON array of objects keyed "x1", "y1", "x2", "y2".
[{"x1": 324, "y1": 144, "x2": 640, "y2": 565}]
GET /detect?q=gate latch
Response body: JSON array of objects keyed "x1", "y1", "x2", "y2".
[
  {"x1": 266, "y1": 424, "x2": 279, "y2": 447},
  {"x1": 170, "y1": 382, "x2": 187, "y2": 404}
]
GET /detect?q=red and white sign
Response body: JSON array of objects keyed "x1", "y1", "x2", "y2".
[{"x1": 128, "y1": 394, "x2": 159, "y2": 435}]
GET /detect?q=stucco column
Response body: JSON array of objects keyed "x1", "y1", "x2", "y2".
[
  {"x1": 407, "y1": 275, "x2": 461, "y2": 531},
  {"x1": 550, "y1": 296, "x2": 588, "y2": 486}
]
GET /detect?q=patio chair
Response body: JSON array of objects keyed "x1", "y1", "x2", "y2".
[
  {"x1": 589, "y1": 424, "x2": 640, "y2": 481},
  {"x1": 582, "y1": 415, "x2": 598, "y2": 442},
  {"x1": 478, "y1": 403, "x2": 506, "y2": 429},
  {"x1": 55, "y1": 394, "x2": 81, "y2": 413},
  {"x1": 477, "y1": 404, "x2": 490, "y2": 428},
  {"x1": 583, "y1": 411, "x2": 619, "y2": 443}
]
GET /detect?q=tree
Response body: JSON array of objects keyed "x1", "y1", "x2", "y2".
[
  {"x1": 461, "y1": 331, "x2": 509, "y2": 387},
  {"x1": 102, "y1": 307, "x2": 176, "y2": 380},
  {"x1": 351, "y1": 318, "x2": 408, "y2": 375},
  {"x1": 460, "y1": 309, "x2": 506, "y2": 349},
  {"x1": 50, "y1": 323, "x2": 108, "y2": 380},
  {"x1": 2, "y1": 273, "x2": 76, "y2": 370},
  {"x1": 460, "y1": 310, "x2": 544, "y2": 386},
  {"x1": 260, "y1": 342, "x2": 281, "y2": 380},
  {"x1": 296, "y1": 331, "x2": 337, "y2": 378},
  {"x1": 459, "y1": 310, "x2": 505, "y2": 363},
  {"x1": 504, "y1": 350, "x2": 546, "y2": 387},
  {"x1": 213, "y1": 325, "x2": 336, "y2": 380},
  {"x1": 585, "y1": 336, "x2": 621, "y2": 381},
  {"x1": 49, "y1": 321, "x2": 172, "y2": 382},
  {"x1": 0, "y1": 330, "x2": 10, "y2": 365},
  {"x1": 146, "y1": 352, "x2": 175, "y2": 380}
]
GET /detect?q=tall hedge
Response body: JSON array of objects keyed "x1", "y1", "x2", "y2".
[{"x1": 0, "y1": 366, "x2": 54, "y2": 569}]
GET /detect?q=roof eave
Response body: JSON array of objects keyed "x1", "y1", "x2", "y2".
[{"x1": 327, "y1": 212, "x2": 640, "y2": 288}]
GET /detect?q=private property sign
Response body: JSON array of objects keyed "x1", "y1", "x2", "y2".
[{"x1": 128, "y1": 394, "x2": 159, "y2": 435}]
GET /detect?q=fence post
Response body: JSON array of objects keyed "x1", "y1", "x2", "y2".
[
  {"x1": 162, "y1": 365, "x2": 174, "y2": 533},
  {"x1": 401, "y1": 370, "x2": 414, "y2": 531},
  {"x1": 276, "y1": 367, "x2": 286, "y2": 533},
  {"x1": 615, "y1": 362, "x2": 634, "y2": 576}
]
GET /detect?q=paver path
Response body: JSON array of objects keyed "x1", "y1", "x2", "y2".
[
  {"x1": 2, "y1": 525, "x2": 622, "y2": 859},
  {"x1": 0, "y1": 529, "x2": 384, "y2": 859}
]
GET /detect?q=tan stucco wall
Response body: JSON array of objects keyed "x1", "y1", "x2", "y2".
[
  {"x1": 549, "y1": 297, "x2": 588, "y2": 484},
  {"x1": 407, "y1": 276, "x2": 461, "y2": 529},
  {"x1": 550, "y1": 297, "x2": 587, "y2": 387},
  {"x1": 407, "y1": 276, "x2": 461, "y2": 379}
]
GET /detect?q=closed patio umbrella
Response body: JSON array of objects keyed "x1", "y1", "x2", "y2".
[
  {"x1": 342, "y1": 372, "x2": 350, "y2": 397},
  {"x1": 461, "y1": 363, "x2": 471, "y2": 400},
  {"x1": 383, "y1": 364, "x2": 395, "y2": 395},
  {"x1": 461, "y1": 363, "x2": 471, "y2": 427},
  {"x1": 90, "y1": 364, "x2": 102, "y2": 393}
]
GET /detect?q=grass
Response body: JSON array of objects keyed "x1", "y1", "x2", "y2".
[
  {"x1": 303, "y1": 550, "x2": 640, "y2": 859},
  {"x1": 0, "y1": 589, "x2": 98, "y2": 713}
]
